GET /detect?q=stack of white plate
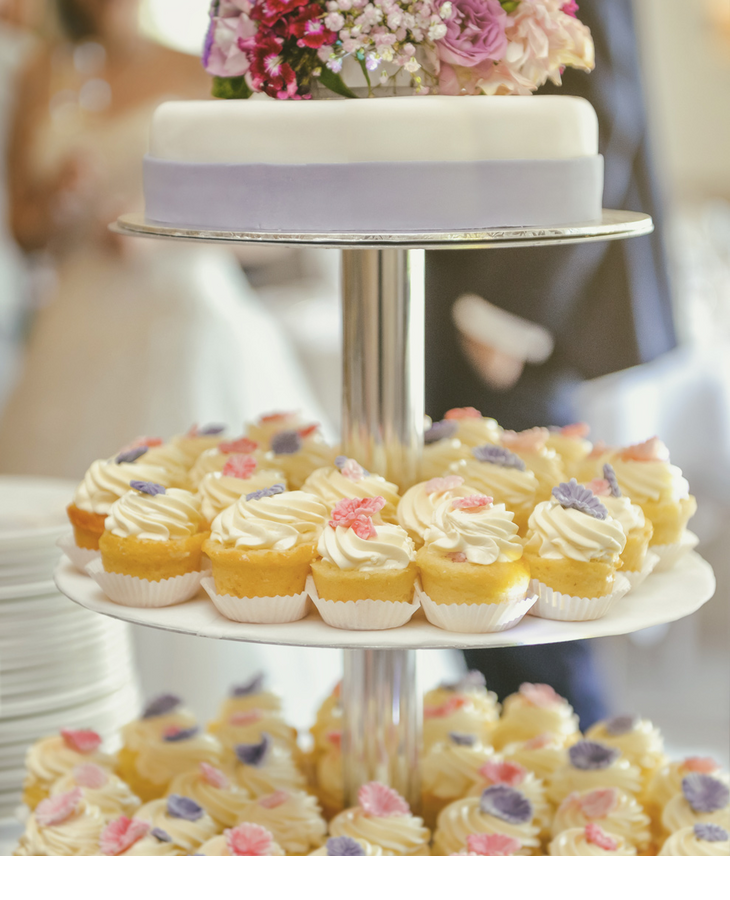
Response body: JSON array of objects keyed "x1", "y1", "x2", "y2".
[{"x1": 0, "y1": 477, "x2": 140, "y2": 820}]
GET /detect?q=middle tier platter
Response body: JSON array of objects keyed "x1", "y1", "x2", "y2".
[{"x1": 55, "y1": 549, "x2": 714, "y2": 651}]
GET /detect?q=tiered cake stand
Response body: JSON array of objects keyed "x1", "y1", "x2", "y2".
[{"x1": 55, "y1": 209, "x2": 716, "y2": 813}]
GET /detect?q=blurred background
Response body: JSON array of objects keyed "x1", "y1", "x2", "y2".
[{"x1": 0, "y1": 0, "x2": 727, "y2": 803}]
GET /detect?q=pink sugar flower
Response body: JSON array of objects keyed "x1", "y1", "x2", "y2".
[
  {"x1": 36, "y1": 788, "x2": 83, "y2": 827},
  {"x1": 200, "y1": 762, "x2": 230, "y2": 789},
  {"x1": 259, "y1": 790, "x2": 289, "y2": 809},
  {"x1": 60, "y1": 728, "x2": 102, "y2": 754},
  {"x1": 358, "y1": 782, "x2": 410, "y2": 817},
  {"x1": 339, "y1": 458, "x2": 368, "y2": 482},
  {"x1": 425, "y1": 475, "x2": 464, "y2": 494},
  {"x1": 219, "y1": 436, "x2": 259, "y2": 454},
  {"x1": 100, "y1": 816, "x2": 150, "y2": 855},
  {"x1": 226, "y1": 822, "x2": 275, "y2": 856},
  {"x1": 584, "y1": 822, "x2": 618, "y2": 851},
  {"x1": 683, "y1": 757, "x2": 719, "y2": 774},
  {"x1": 298, "y1": 423, "x2": 320, "y2": 439},
  {"x1": 329, "y1": 496, "x2": 385, "y2": 530},
  {"x1": 260, "y1": 411, "x2": 297, "y2": 423},
  {"x1": 523, "y1": 733, "x2": 554, "y2": 750},
  {"x1": 578, "y1": 788, "x2": 618, "y2": 819},
  {"x1": 222, "y1": 454, "x2": 258, "y2": 479},
  {"x1": 519, "y1": 682, "x2": 561, "y2": 708},
  {"x1": 229, "y1": 709, "x2": 263, "y2": 726},
  {"x1": 619, "y1": 436, "x2": 670, "y2": 463},
  {"x1": 587, "y1": 478, "x2": 611, "y2": 497},
  {"x1": 561, "y1": 422, "x2": 590, "y2": 438},
  {"x1": 424, "y1": 696, "x2": 467, "y2": 719},
  {"x1": 479, "y1": 760, "x2": 526, "y2": 788},
  {"x1": 501, "y1": 427, "x2": 549, "y2": 454},
  {"x1": 444, "y1": 407, "x2": 482, "y2": 420},
  {"x1": 351, "y1": 515, "x2": 377, "y2": 540},
  {"x1": 451, "y1": 494, "x2": 492, "y2": 511},
  {"x1": 466, "y1": 832, "x2": 521, "y2": 856},
  {"x1": 72, "y1": 763, "x2": 108, "y2": 790}
]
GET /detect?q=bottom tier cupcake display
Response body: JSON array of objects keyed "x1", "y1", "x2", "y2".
[{"x1": 12, "y1": 673, "x2": 729, "y2": 856}]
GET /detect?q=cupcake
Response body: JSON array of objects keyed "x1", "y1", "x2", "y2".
[
  {"x1": 66, "y1": 451, "x2": 170, "y2": 551},
  {"x1": 421, "y1": 733, "x2": 496, "y2": 828},
  {"x1": 188, "y1": 435, "x2": 272, "y2": 488},
  {"x1": 214, "y1": 673, "x2": 283, "y2": 717},
  {"x1": 449, "y1": 833, "x2": 522, "y2": 856},
  {"x1": 236, "y1": 790, "x2": 327, "y2": 855},
  {"x1": 545, "y1": 423, "x2": 593, "y2": 478},
  {"x1": 246, "y1": 411, "x2": 306, "y2": 447},
  {"x1": 574, "y1": 439, "x2": 615, "y2": 484},
  {"x1": 585, "y1": 714, "x2": 667, "y2": 785},
  {"x1": 547, "y1": 741, "x2": 643, "y2": 805},
  {"x1": 170, "y1": 423, "x2": 227, "y2": 469},
  {"x1": 197, "y1": 454, "x2": 288, "y2": 524},
  {"x1": 210, "y1": 706, "x2": 299, "y2": 759},
  {"x1": 198, "y1": 823, "x2": 285, "y2": 856},
  {"x1": 22, "y1": 728, "x2": 114, "y2": 810},
  {"x1": 523, "y1": 480, "x2": 627, "y2": 620},
  {"x1": 610, "y1": 438, "x2": 697, "y2": 554},
  {"x1": 423, "y1": 693, "x2": 497, "y2": 751},
  {"x1": 229, "y1": 735, "x2": 307, "y2": 798},
  {"x1": 135, "y1": 795, "x2": 218, "y2": 854},
  {"x1": 309, "y1": 836, "x2": 384, "y2": 856},
  {"x1": 659, "y1": 823, "x2": 730, "y2": 856},
  {"x1": 133, "y1": 439, "x2": 191, "y2": 489},
  {"x1": 432, "y1": 785, "x2": 539, "y2": 856},
  {"x1": 396, "y1": 475, "x2": 474, "y2": 547},
  {"x1": 501, "y1": 733, "x2": 569, "y2": 782},
  {"x1": 99, "y1": 816, "x2": 185, "y2": 856},
  {"x1": 416, "y1": 493, "x2": 532, "y2": 632},
  {"x1": 441, "y1": 408, "x2": 502, "y2": 449},
  {"x1": 51, "y1": 764, "x2": 140, "y2": 822},
  {"x1": 303, "y1": 457, "x2": 401, "y2": 524},
  {"x1": 166, "y1": 763, "x2": 252, "y2": 830},
  {"x1": 490, "y1": 683, "x2": 580, "y2": 751},
  {"x1": 14, "y1": 789, "x2": 105, "y2": 856},
  {"x1": 644, "y1": 757, "x2": 729, "y2": 824},
  {"x1": 450, "y1": 445, "x2": 539, "y2": 534},
  {"x1": 328, "y1": 782, "x2": 430, "y2": 856},
  {"x1": 268, "y1": 425, "x2": 337, "y2": 490},
  {"x1": 466, "y1": 759, "x2": 551, "y2": 842},
  {"x1": 660, "y1": 774, "x2": 730, "y2": 838},
  {"x1": 500, "y1": 428, "x2": 566, "y2": 503},
  {"x1": 420, "y1": 419, "x2": 469, "y2": 482},
  {"x1": 424, "y1": 671, "x2": 500, "y2": 722},
  {"x1": 551, "y1": 788, "x2": 652, "y2": 854},
  {"x1": 310, "y1": 497, "x2": 418, "y2": 629},
  {"x1": 548, "y1": 823, "x2": 636, "y2": 856}
]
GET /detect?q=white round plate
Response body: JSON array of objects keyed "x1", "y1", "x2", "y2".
[
  {"x1": 0, "y1": 477, "x2": 75, "y2": 549},
  {"x1": 54, "y1": 551, "x2": 715, "y2": 650}
]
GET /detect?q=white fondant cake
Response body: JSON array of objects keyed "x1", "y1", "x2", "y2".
[{"x1": 144, "y1": 95, "x2": 604, "y2": 234}]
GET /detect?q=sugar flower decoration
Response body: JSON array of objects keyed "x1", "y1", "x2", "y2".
[
  {"x1": 115, "y1": 446, "x2": 148, "y2": 464},
  {"x1": 188, "y1": 424, "x2": 225, "y2": 437},
  {"x1": 523, "y1": 733, "x2": 555, "y2": 750},
  {"x1": 682, "y1": 774, "x2": 730, "y2": 813},
  {"x1": 335, "y1": 456, "x2": 369, "y2": 481},
  {"x1": 200, "y1": 762, "x2": 229, "y2": 790},
  {"x1": 694, "y1": 823, "x2": 729, "y2": 842},
  {"x1": 130, "y1": 481, "x2": 166, "y2": 496},
  {"x1": 222, "y1": 454, "x2": 257, "y2": 479},
  {"x1": 445, "y1": 407, "x2": 482, "y2": 420},
  {"x1": 552, "y1": 479, "x2": 608, "y2": 519},
  {"x1": 219, "y1": 436, "x2": 258, "y2": 454},
  {"x1": 72, "y1": 763, "x2": 108, "y2": 789},
  {"x1": 425, "y1": 475, "x2": 464, "y2": 494},
  {"x1": 271, "y1": 430, "x2": 302, "y2": 455},
  {"x1": 162, "y1": 726, "x2": 200, "y2": 742},
  {"x1": 569, "y1": 741, "x2": 620, "y2": 771},
  {"x1": 449, "y1": 732, "x2": 476, "y2": 747},
  {"x1": 259, "y1": 411, "x2": 297, "y2": 424},
  {"x1": 117, "y1": 435, "x2": 162, "y2": 454},
  {"x1": 329, "y1": 496, "x2": 385, "y2": 541},
  {"x1": 584, "y1": 823, "x2": 618, "y2": 851},
  {"x1": 575, "y1": 788, "x2": 619, "y2": 819},
  {"x1": 298, "y1": 423, "x2": 320, "y2": 439},
  {"x1": 226, "y1": 823, "x2": 275, "y2": 856},
  {"x1": 424, "y1": 420, "x2": 458, "y2": 444},
  {"x1": 167, "y1": 795, "x2": 204, "y2": 821},
  {"x1": 235, "y1": 735, "x2": 271, "y2": 768},
  {"x1": 231, "y1": 673, "x2": 264, "y2": 696},
  {"x1": 480, "y1": 760, "x2": 526, "y2": 788},
  {"x1": 559, "y1": 423, "x2": 590, "y2": 438},
  {"x1": 35, "y1": 788, "x2": 83, "y2": 827},
  {"x1": 466, "y1": 833, "x2": 521, "y2": 856},
  {"x1": 326, "y1": 836, "x2": 366, "y2": 856},
  {"x1": 60, "y1": 728, "x2": 102, "y2": 754},
  {"x1": 683, "y1": 757, "x2": 719, "y2": 774},
  {"x1": 229, "y1": 710, "x2": 263, "y2": 726},
  {"x1": 586, "y1": 478, "x2": 610, "y2": 497},
  {"x1": 603, "y1": 464, "x2": 621, "y2": 497},
  {"x1": 358, "y1": 782, "x2": 410, "y2": 818},
  {"x1": 452, "y1": 494, "x2": 492, "y2": 511},
  {"x1": 151, "y1": 827, "x2": 172, "y2": 842},
  {"x1": 424, "y1": 696, "x2": 467, "y2": 719},
  {"x1": 501, "y1": 427, "x2": 549, "y2": 454},
  {"x1": 142, "y1": 693, "x2": 181, "y2": 719},
  {"x1": 619, "y1": 436, "x2": 670, "y2": 462},
  {"x1": 604, "y1": 714, "x2": 638, "y2": 736},
  {"x1": 448, "y1": 551, "x2": 468, "y2": 563},
  {"x1": 259, "y1": 790, "x2": 289, "y2": 809},
  {"x1": 100, "y1": 816, "x2": 150, "y2": 855},
  {"x1": 246, "y1": 483, "x2": 286, "y2": 501},
  {"x1": 473, "y1": 444, "x2": 526, "y2": 470},
  {"x1": 479, "y1": 785, "x2": 533, "y2": 825},
  {"x1": 519, "y1": 682, "x2": 561, "y2": 708}
]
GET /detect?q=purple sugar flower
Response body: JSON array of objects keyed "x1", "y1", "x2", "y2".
[
  {"x1": 326, "y1": 836, "x2": 366, "y2": 856},
  {"x1": 198, "y1": 424, "x2": 226, "y2": 436},
  {"x1": 437, "y1": 0, "x2": 510, "y2": 68},
  {"x1": 246, "y1": 483, "x2": 286, "y2": 502},
  {"x1": 552, "y1": 480, "x2": 608, "y2": 519},
  {"x1": 163, "y1": 727, "x2": 200, "y2": 743},
  {"x1": 151, "y1": 828, "x2": 172, "y2": 843},
  {"x1": 473, "y1": 444, "x2": 526, "y2": 471},
  {"x1": 167, "y1": 795, "x2": 204, "y2": 821},
  {"x1": 449, "y1": 733, "x2": 476, "y2": 747},
  {"x1": 605, "y1": 715, "x2": 638, "y2": 736},
  {"x1": 682, "y1": 774, "x2": 730, "y2": 813},
  {"x1": 231, "y1": 673, "x2": 265, "y2": 697},
  {"x1": 480, "y1": 785, "x2": 533, "y2": 825},
  {"x1": 142, "y1": 694, "x2": 181, "y2": 719},
  {"x1": 116, "y1": 447, "x2": 148, "y2": 464},
  {"x1": 603, "y1": 464, "x2": 622, "y2": 498},
  {"x1": 424, "y1": 420, "x2": 458, "y2": 445},
  {"x1": 271, "y1": 430, "x2": 302, "y2": 455},
  {"x1": 130, "y1": 481, "x2": 166, "y2": 496},
  {"x1": 694, "y1": 823, "x2": 728, "y2": 842},
  {"x1": 569, "y1": 741, "x2": 620, "y2": 771},
  {"x1": 235, "y1": 735, "x2": 271, "y2": 768}
]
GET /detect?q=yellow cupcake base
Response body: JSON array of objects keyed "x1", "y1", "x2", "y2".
[
  {"x1": 66, "y1": 504, "x2": 105, "y2": 551},
  {"x1": 621, "y1": 520, "x2": 654, "y2": 572},
  {"x1": 522, "y1": 551, "x2": 619, "y2": 599},
  {"x1": 99, "y1": 531, "x2": 207, "y2": 581},
  {"x1": 643, "y1": 496, "x2": 697, "y2": 546},
  {"x1": 310, "y1": 559, "x2": 417, "y2": 604},
  {"x1": 203, "y1": 541, "x2": 316, "y2": 599},
  {"x1": 416, "y1": 548, "x2": 530, "y2": 605}
]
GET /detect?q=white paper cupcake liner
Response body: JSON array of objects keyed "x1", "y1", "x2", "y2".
[
  {"x1": 85, "y1": 557, "x2": 203, "y2": 608},
  {"x1": 201, "y1": 576, "x2": 310, "y2": 624},
  {"x1": 651, "y1": 531, "x2": 699, "y2": 573},
  {"x1": 528, "y1": 572, "x2": 631, "y2": 622},
  {"x1": 623, "y1": 551, "x2": 660, "y2": 591},
  {"x1": 306, "y1": 575, "x2": 420, "y2": 631},
  {"x1": 414, "y1": 581, "x2": 537, "y2": 634},
  {"x1": 57, "y1": 532, "x2": 99, "y2": 574}
]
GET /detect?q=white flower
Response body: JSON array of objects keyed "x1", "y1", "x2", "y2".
[
  {"x1": 428, "y1": 22, "x2": 447, "y2": 41},
  {"x1": 439, "y1": 1, "x2": 452, "y2": 20},
  {"x1": 403, "y1": 56, "x2": 421, "y2": 72},
  {"x1": 325, "y1": 12, "x2": 345, "y2": 29},
  {"x1": 326, "y1": 57, "x2": 344, "y2": 73}
]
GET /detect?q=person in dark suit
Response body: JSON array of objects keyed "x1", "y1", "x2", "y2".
[{"x1": 425, "y1": 0, "x2": 675, "y2": 727}]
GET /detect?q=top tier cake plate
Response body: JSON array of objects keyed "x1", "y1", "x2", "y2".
[{"x1": 55, "y1": 207, "x2": 716, "y2": 809}]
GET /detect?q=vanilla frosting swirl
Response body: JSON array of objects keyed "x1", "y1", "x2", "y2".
[
  {"x1": 449, "y1": 458, "x2": 539, "y2": 510},
  {"x1": 73, "y1": 459, "x2": 171, "y2": 514},
  {"x1": 317, "y1": 522, "x2": 415, "y2": 571},
  {"x1": 198, "y1": 469, "x2": 288, "y2": 522},
  {"x1": 135, "y1": 798, "x2": 218, "y2": 852},
  {"x1": 661, "y1": 793, "x2": 730, "y2": 836},
  {"x1": 547, "y1": 757, "x2": 643, "y2": 805},
  {"x1": 119, "y1": 833, "x2": 186, "y2": 856},
  {"x1": 420, "y1": 439, "x2": 469, "y2": 481},
  {"x1": 551, "y1": 790, "x2": 651, "y2": 850},
  {"x1": 396, "y1": 480, "x2": 474, "y2": 545},
  {"x1": 585, "y1": 719, "x2": 666, "y2": 773},
  {"x1": 501, "y1": 736, "x2": 568, "y2": 780},
  {"x1": 596, "y1": 495, "x2": 646, "y2": 535},
  {"x1": 198, "y1": 833, "x2": 285, "y2": 856},
  {"x1": 238, "y1": 791, "x2": 327, "y2": 855},
  {"x1": 490, "y1": 692, "x2": 579, "y2": 750},
  {"x1": 513, "y1": 449, "x2": 566, "y2": 499},
  {"x1": 329, "y1": 806, "x2": 430, "y2": 856},
  {"x1": 23, "y1": 735, "x2": 115, "y2": 791},
  {"x1": 51, "y1": 771, "x2": 141, "y2": 822},
  {"x1": 423, "y1": 702, "x2": 497, "y2": 751},
  {"x1": 424, "y1": 500, "x2": 523, "y2": 565},
  {"x1": 138, "y1": 443, "x2": 191, "y2": 488},
  {"x1": 422, "y1": 741, "x2": 496, "y2": 801},
  {"x1": 273, "y1": 436, "x2": 337, "y2": 490},
  {"x1": 548, "y1": 827, "x2": 636, "y2": 856},
  {"x1": 120, "y1": 708, "x2": 198, "y2": 753},
  {"x1": 131, "y1": 732, "x2": 223, "y2": 787},
  {"x1": 659, "y1": 825, "x2": 730, "y2": 856},
  {"x1": 233, "y1": 745, "x2": 307, "y2": 798},
  {"x1": 166, "y1": 770, "x2": 252, "y2": 828},
  {"x1": 525, "y1": 499, "x2": 626, "y2": 562},
  {"x1": 432, "y1": 795, "x2": 539, "y2": 855},
  {"x1": 14, "y1": 799, "x2": 105, "y2": 856},
  {"x1": 210, "y1": 490, "x2": 328, "y2": 551},
  {"x1": 423, "y1": 684, "x2": 500, "y2": 723},
  {"x1": 171, "y1": 432, "x2": 224, "y2": 468},
  {"x1": 610, "y1": 458, "x2": 690, "y2": 504},
  {"x1": 105, "y1": 488, "x2": 204, "y2": 541},
  {"x1": 212, "y1": 712, "x2": 298, "y2": 755},
  {"x1": 302, "y1": 466, "x2": 401, "y2": 523},
  {"x1": 452, "y1": 417, "x2": 502, "y2": 448}
]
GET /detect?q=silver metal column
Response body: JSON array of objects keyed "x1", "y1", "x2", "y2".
[{"x1": 340, "y1": 248, "x2": 426, "y2": 811}]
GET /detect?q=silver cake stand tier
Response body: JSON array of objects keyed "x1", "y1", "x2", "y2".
[{"x1": 89, "y1": 206, "x2": 708, "y2": 813}]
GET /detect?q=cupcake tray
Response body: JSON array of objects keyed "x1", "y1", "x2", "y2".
[{"x1": 54, "y1": 549, "x2": 714, "y2": 651}]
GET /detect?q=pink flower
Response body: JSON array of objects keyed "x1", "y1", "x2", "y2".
[
  {"x1": 253, "y1": 0, "x2": 309, "y2": 28},
  {"x1": 683, "y1": 757, "x2": 719, "y2": 774},
  {"x1": 523, "y1": 732, "x2": 554, "y2": 750},
  {"x1": 260, "y1": 411, "x2": 297, "y2": 423},
  {"x1": 226, "y1": 823, "x2": 275, "y2": 855},
  {"x1": 561, "y1": 422, "x2": 590, "y2": 438},
  {"x1": 424, "y1": 696, "x2": 467, "y2": 719},
  {"x1": 351, "y1": 515, "x2": 377, "y2": 540},
  {"x1": 329, "y1": 496, "x2": 385, "y2": 529},
  {"x1": 259, "y1": 790, "x2": 289, "y2": 809},
  {"x1": 501, "y1": 427, "x2": 549, "y2": 454},
  {"x1": 219, "y1": 436, "x2": 259, "y2": 454},
  {"x1": 288, "y1": 4, "x2": 337, "y2": 48},
  {"x1": 519, "y1": 682, "x2": 561, "y2": 708},
  {"x1": 338, "y1": 458, "x2": 368, "y2": 482},
  {"x1": 424, "y1": 475, "x2": 464, "y2": 494},
  {"x1": 619, "y1": 437, "x2": 670, "y2": 463},
  {"x1": 561, "y1": 0, "x2": 579, "y2": 16},
  {"x1": 444, "y1": 406, "x2": 482, "y2": 420},
  {"x1": 437, "y1": 0, "x2": 509, "y2": 67},
  {"x1": 100, "y1": 816, "x2": 150, "y2": 855},
  {"x1": 358, "y1": 782, "x2": 410, "y2": 817},
  {"x1": 36, "y1": 789, "x2": 83, "y2": 827},
  {"x1": 72, "y1": 763, "x2": 108, "y2": 789},
  {"x1": 479, "y1": 760, "x2": 527, "y2": 787},
  {"x1": 248, "y1": 35, "x2": 301, "y2": 98},
  {"x1": 466, "y1": 832, "x2": 521, "y2": 855},
  {"x1": 451, "y1": 494, "x2": 492, "y2": 511},
  {"x1": 586, "y1": 478, "x2": 610, "y2": 497},
  {"x1": 298, "y1": 423, "x2": 320, "y2": 439},
  {"x1": 204, "y1": 10, "x2": 257, "y2": 78},
  {"x1": 584, "y1": 823, "x2": 618, "y2": 851},
  {"x1": 229, "y1": 709, "x2": 263, "y2": 725},
  {"x1": 200, "y1": 762, "x2": 230, "y2": 789},
  {"x1": 222, "y1": 454, "x2": 258, "y2": 479},
  {"x1": 577, "y1": 788, "x2": 619, "y2": 819},
  {"x1": 60, "y1": 728, "x2": 102, "y2": 754}
]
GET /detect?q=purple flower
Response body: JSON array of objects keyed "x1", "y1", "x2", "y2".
[
  {"x1": 246, "y1": 483, "x2": 286, "y2": 502},
  {"x1": 151, "y1": 827, "x2": 172, "y2": 843},
  {"x1": 682, "y1": 774, "x2": 730, "y2": 813},
  {"x1": 141, "y1": 694, "x2": 181, "y2": 719},
  {"x1": 335, "y1": 455, "x2": 369, "y2": 476},
  {"x1": 198, "y1": 424, "x2": 226, "y2": 436},
  {"x1": 424, "y1": 420, "x2": 458, "y2": 445},
  {"x1": 479, "y1": 785, "x2": 533, "y2": 825},
  {"x1": 167, "y1": 795, "x2": 204, "y2": 821},
  {"x1": 449, "y1": 733, "x2": 476, "y2": 747},
  {"x1": 552, "y1": 480, "x2": 608, "y2": 519},
  {"x1": 694, "y1": 823, "x2": 728, "y2": 842},
  {"x1": 231, "y1": 673, "x2": 264, "y2": 697},
  {"x1": 326, "y1": 836, "x2": 365, "y2": 856},
  {"x1": 163, "y1": 727, "x2": 200, "y2": 743},
  {"x1": 473, "y1": 444, "x2": 526, "y2": 471},
  {"x1": 569, "y1": 741, "x2": 620, "y2": 771},
  {"x1": 604, "y1": 714, "x2": 638, "y2": 736},
  {"x1": 603, "y1": 464, "x2": 622, "y2": 498},
  {"x1": 116, "y1": 447, "x2": 148, "y2": 464},
  {"x1": 271, "y1": 430, "x2": 302, "y2": 455},
  {"x1": 437, "y1": 0, "x2": 510, "y2": 68},
  {"x1": 235, "y1": 735, "x2": 271, "y2": 768},
  {"x1": 130, "y1": 481, "x2": 166, "y2": 496}
]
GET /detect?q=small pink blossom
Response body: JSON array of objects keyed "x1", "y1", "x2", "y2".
[
  {"x1": 351, "y1": 515, "x2": 377, "y2": 540},
  {"x1": 229, "y1": 709, "x2": 263, "y2": 726},
  {"x1": 219, "y1": 436, "x2": 259, "y2": 454},
  {"x1": 587, "y1": 478, "x2": 611, "y2": 497},
  {"x1": 100, "y1": 816, "x2": 150, "y2": 855},
  {"x1": 259, "y1": 790, "x2": 289, "y2": 809},
  {"x1": 36, "y1": 788, "x2": 83, "y2": 827},
  {"x1": 501, "y1": 427, "x2": 549, "y2": 454},
  {"x1": 298, "y1": 423, "x2": 320, "y2": 439},
  {"x1": 619, "y1": 437, "x2": 670, "y2": 463},
  {"x1": 683, "y1": 757, "x2": 719, "y2": 774},
  {"x1": 561, "y1": 0, "x2": 579, "y2": 16},
  {"x1": 222, "y1": 454, "x2": 258, "y2": 479},
  {"x1": 339, "y1": 458, "x2": 367, "y2": 482},
  {"x1": 584, "y1": 822, "x2": 618, "y2": 851},
  {"x1": 479, "y1": 760, "x2": 526, "y2": 787},
  {"x1": 577, "y1": 788, "x2": 618, "y2": 819},
  {"x1": 72, "y1": 763, "x2": 108, "y2": 790},
  {"x1": 200, "y1": 762, "x2": 230, "y2": 789},
  {"x1": 588, "y1": 440, "x2": 608, "y2": 458},
  {"x1": 451, "y1": 494, "x2": 492, "y2": 511},
  {"x1": 358, "y1": 782, "x2": 410, "y2": 817},
  {"x1": 523, "y1": 733, "x2": 554, "y2": 750},
  {"x1": 226, "y1": 823, "x2": 275, "y2": 855},
  {"x1": 260, "y1": 411, "x2": 297, "y2": 424},
  {"x1": 424, "y1": 696, "x2": 467, "y2": 719},
  {"x1": 60, "y1": 728, "x2": 102, "y2": 754},
  {"x1": 519, "y1": 683, "x2": 561, "y2": 708},
  {"x1": 561, "y1": 422, "x2": 590, "y2": 438},
  {"x1": 466, "y1": 832, "x2": 521, "y2": 856},
  {"x1": 444, "y1": 407, "x2": 482, "y2": 420},
  {"x1": 425, "y1": 475, "x2": 464, "y2": 494},
  {"x1": 329, "y1": 496, "x2": 385, "y2": 530}
]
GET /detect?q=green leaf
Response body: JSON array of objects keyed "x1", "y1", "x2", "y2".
[
  {"x1": 317, "y1": 66, "x2": 358, "y2": 99},
  {"x1": 500, "y1": 0, "x2": 520, "y2": 12},
  {"x1": 211, "y1": 76, "x2": 252, "y2": 100}
]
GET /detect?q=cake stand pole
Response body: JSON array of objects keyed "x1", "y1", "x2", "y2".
[{"x1": 340, "y1": 248, "x2": 425, "y2": 809}]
